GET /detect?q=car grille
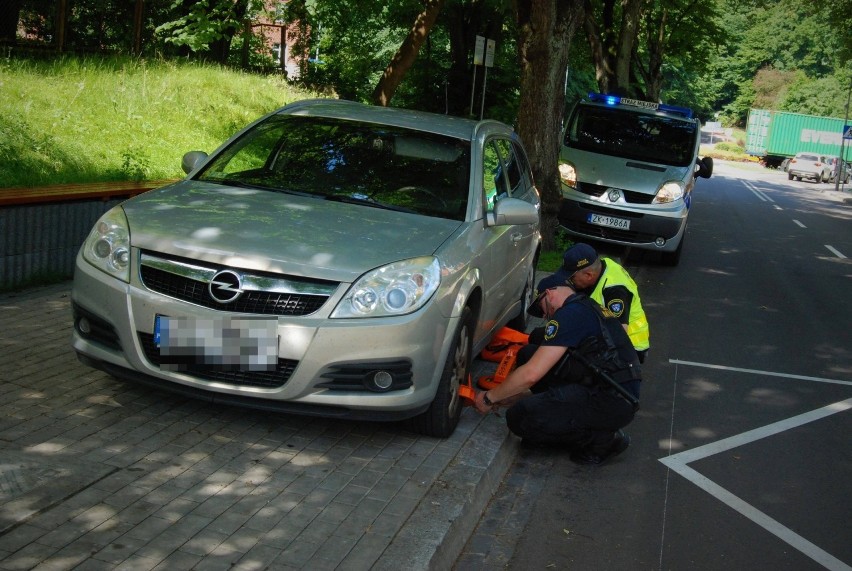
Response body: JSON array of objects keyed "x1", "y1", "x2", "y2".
[
  {"x1": 139, "y1": 251, "x2": 337, "y2": 316},
  {"x1": 576, "y1": 182, "x2": 655, "y2": 205},
  {"x1": 137, "y1": 332, "x2": 297, "y2": 389}
]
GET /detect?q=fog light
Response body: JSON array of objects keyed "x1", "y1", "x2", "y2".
[
  {"x1": 78, "y1": 317, "x2": 92, "y2": 335},
  {"x1": 654, "y1": 237, "x2": 666, "y2": 247},
  {"x1": 371, "y1": 371, "x2": 393, "y2": 390}
]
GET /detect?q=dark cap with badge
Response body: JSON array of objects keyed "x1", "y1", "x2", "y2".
[
  {"x1": 562, "y1": 243, "x2": 598, "y2": 274},
  {"x1": 526, "y1": 269, "x2": 573, "y2": 318}
]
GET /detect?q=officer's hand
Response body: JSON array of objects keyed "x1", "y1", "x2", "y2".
[{"x1": 473, "y1": 390, "x2": 494, "y2": 415}]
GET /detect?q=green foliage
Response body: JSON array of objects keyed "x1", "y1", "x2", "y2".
[
  {"x1": 780, "y1": 73, "x2": 852, "y2": 118},
  {"x1": 121, "y1": 147, "x2": 152, "y2": 182},
  {"x1": 537, "y1": 228, "x2": 575, "y2": 272},
  {"x1": 714, "y1": 142, "x2": 744, "y2": 154},
  {"x1": 0, "y1": 55, "x2": 316, "y2": 187},
  {"x1": 715, "y1": 0, "x2": 850, "y2": 125}
]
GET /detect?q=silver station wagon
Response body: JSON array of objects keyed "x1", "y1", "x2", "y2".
[{"x1": 72, "y1": 99, "x2": 541, "y2": 437}]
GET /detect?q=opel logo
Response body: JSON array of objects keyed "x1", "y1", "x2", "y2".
[
  {"x1": 209, "y1": 270, "x2": 243, "y2": 303},
  {"x1": 607, "y1": 188, "x2": 622, "y2": 202}
]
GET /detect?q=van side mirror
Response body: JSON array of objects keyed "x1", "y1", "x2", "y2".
[{"x1": 695, "y1": 156, "x2": 713, "y2": 179}]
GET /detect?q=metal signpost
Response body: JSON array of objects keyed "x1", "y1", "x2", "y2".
[{"x1": 470, "y1": 36, "x2": 496, "y2": 119}]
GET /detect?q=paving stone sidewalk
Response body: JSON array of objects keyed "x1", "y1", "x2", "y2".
[{"x1": 0, "y1": 282, "x2": 517, "y2": 570}]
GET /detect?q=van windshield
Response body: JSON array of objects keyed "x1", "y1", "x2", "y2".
[{"x1": 565, "y1": 105, "x2": 697, "y2": 167}]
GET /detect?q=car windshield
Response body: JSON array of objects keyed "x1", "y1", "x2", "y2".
[
  {"x1": 196, "y1": 114, "x2": 471, "y2": 221},
  {"x1": 565, "y1": 105, "x2": 697, "y2": 167}
]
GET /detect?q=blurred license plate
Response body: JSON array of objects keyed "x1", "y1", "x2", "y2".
[
  {"x1": 155, "y1": 315, "x2": 278, "y2": 371},
  {"x1": 588, "y1": 213, "x2": 630, "y2": 230}
]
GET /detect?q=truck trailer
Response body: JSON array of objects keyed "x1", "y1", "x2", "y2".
[{"x1": 745, "y1": 109, "x2": 851, "y2": 169}]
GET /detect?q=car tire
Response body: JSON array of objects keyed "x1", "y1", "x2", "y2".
[
  {"x1": 408, "y1": 306, "x2": 473, "y2": 437},
  {"x1": 660, "y1": 236, "x2": 684, "y2": 266},
  {"x1": 787, "y1": 172, "x2": 793, "y2": 180},
  {"x1": 506, "y1": 259, "x2": 536, "y2": 332}
]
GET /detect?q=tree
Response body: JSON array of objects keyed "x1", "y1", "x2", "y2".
[
  {"x1": 156, "y1": 0, "x2": 256, "y2": 63},
  {"x1": 514, "y1": 0, "x2": 584, "y2": 250},
  {"x1": 372, "y1": 0, "x2": 445, "y2": 106},
  {"x1": 0, "y1": 1, "x2": 22, "y2": 43},
  {"x1": 582, "y1": 0, "x2": 642, "y2": 95},
  {"x1": 632, "y1": 0, "x2": 724, "y2": 102}
]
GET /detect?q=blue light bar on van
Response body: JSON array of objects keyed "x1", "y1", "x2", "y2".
[{"x1": 587, "y1": 92, "x2": 693, "y2": 119}]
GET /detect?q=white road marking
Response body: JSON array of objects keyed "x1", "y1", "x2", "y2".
[
  {"x1": 824, "y1": 245, "x2": 847, "y2": 259},
  {"x1": 745, "y1": 181, "x2": 773, "y2": 202},
  {"x1": 660, "y1": 360, "x2": 852, "y2": 570},
  {"x1": 669, "y1": 359, "x2": 852, "y2": 386},
  {"x1": 793, "y1": 219, "x2": 806, "y2": 228}
]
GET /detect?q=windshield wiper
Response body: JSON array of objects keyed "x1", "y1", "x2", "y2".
[
  {"x1": 210, "y1": 178, "x2": 318, "y2": 198},
  {"x1": 323, "y1": 194, "x2": 418, "y2": 214}
]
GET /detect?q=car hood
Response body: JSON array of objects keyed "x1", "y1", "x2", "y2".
[
  {"x1": 122, "y1": 181, "x2": 462, "y2": 282},
  {"x1": 564, "y1": 148, "x2": 692, "y2": 194}
]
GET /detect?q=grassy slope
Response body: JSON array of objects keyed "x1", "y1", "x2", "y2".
[{"x1": 0, "y1": 56, "x2": 318, "y2": 187}]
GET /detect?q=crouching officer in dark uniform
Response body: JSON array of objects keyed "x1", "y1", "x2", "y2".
[{"x1": 474, "y1": 269, "x2": 641, "y2": 465}]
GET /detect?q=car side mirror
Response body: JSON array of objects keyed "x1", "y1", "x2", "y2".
[
  {"x1": 487, "y1": 197, "x2": 540, "y2": 227},
  {"x1": 182, "y1": 151, "x2": 209, "y2": 175}
]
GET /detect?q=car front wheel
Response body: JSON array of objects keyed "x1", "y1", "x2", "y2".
[
  {"x1": 506, "y1": 260, "x2": 536, "y2": 331},
  {"x1": 408, "y1": 306, "x2": 474, "y2": 437}
]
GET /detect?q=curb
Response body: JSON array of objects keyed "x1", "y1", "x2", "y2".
[{"x1": 376, "y1": 411, "x2": 516, "y2": 570}]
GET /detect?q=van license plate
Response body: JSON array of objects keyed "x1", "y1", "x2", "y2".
[{"x1": 588, "y1": 213, "x2": 630, "y2": 230}]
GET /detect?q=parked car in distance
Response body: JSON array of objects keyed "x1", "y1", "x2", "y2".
[
  {"x1": 787, "y1": 152, "x2": 830, "y2": 182},
  {"x1": 72, "y1": 99, "x2": 541, "y2": 438},
  {"x1": 827, "y1": 157, "x2": 851, "y2": 184}
]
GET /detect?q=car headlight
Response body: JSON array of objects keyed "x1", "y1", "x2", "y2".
[
  {"x1": 82, "y1": 206, "x2": 131, "y2": 282},
  {"x1": 331, "y1": 257, "x2": 441, "y2": 318},
  {"x1": 558, "y1": 160, "x2": 577, "y2": 190},
  {"x1": 653, "y1": 181, "x2": 684, "y2": 204}
]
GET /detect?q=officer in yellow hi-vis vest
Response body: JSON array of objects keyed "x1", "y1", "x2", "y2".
[{"x1": 562, "y1": 243, "x2": 650, "y2": 363}]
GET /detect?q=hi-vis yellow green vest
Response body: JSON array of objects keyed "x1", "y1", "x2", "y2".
[{"x1": 590, "y1": 258, "x2": 650, "y2": 351}]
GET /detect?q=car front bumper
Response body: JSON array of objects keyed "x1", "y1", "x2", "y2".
[
  {"x1": 71, "y1": 252, "x2": 458, "y2": 421},
  {"x1": 557, "y1": 194, "x2": 687, "y2": 252}
]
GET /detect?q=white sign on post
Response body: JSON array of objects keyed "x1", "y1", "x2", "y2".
[
  {"x1": 484, "y1": 39, "x2": 495, "y2": 68},
  {"x1": 473, "y1": 36, "x2": 485, "y2": 66}
]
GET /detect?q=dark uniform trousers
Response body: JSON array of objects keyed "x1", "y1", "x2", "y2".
[{"x1": 506, "y1": 343, "x2": 637, "y2": 452}]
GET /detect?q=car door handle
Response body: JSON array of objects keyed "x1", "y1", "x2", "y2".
[{"x1": 511, "y1": 232, "x2": 523, "y2": 244}]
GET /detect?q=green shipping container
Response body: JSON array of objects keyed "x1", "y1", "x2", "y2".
[{"x1": 745, "y1": 109, "x2": 851, "y2": 162}]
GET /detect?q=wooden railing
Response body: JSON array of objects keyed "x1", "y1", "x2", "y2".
[{"x1": 0, "y1": 180, "x2": 178, "y2": 207}]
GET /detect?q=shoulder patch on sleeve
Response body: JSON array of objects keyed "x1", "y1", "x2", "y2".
[
  {"x1": 544, "y1": 320, "x2": 559, "y2": 341},
  {"x1": 607, "y1": 298, "x2": 625, "y2": 317}
]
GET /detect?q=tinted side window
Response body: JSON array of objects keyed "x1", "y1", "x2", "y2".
[
  {"x1": 494, "y1": 139, "x2": 522, "y2": 195},
  {"x1": 483, "y1": 140, "x2": 508, "y2": 213}
]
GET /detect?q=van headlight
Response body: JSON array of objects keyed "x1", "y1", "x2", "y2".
[
  {"x1": 332, "y1": 257, "x2": 441, "y2": 318},
  {"x1": 82, "y1": 206, "x2": 131, "y2": 282},
  {"x1": 558, "y1": 160, "x2": 577, "y2": 190},
  {"x1": 653, "y1": 181, "x2": 684, "y2": 204}
]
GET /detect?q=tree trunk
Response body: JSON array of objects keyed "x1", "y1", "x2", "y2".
[
  {"x1": 514, "y1": 0, "x2": 584, "y2": 251},
  {"x1": 615, "y1": 0, "x2": 642, "y2": 89},
  {"x1": 205, "y1": 0, "x2": 249, "y2": 65},
  {"x1": 0, "y1": 1, "x2": 21, "y2": 43},
  {"x1": 583, "y1": 0, "x2": 643, "y2": 96},
  {"x1": 372, "y1": 0, "x2": 445, "y2": 107}
]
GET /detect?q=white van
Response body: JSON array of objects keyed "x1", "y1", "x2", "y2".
[{"x1": 558, "y1": 93, "x2": 713, "y2": 265}]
